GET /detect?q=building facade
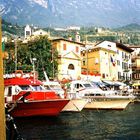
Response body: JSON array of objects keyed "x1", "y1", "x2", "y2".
[
  {"x1": 81, "y1": 41, "x2": 133, "y2": 82},
  {"x1": 129, "y1": 46, "x2": 140, "y2": 84},
  {"x1": 51, "y1": 38, "x2": 84, "y2": 81},
  {"x1": 116, "y1": 43, "x2": 133, "y2": 83}
]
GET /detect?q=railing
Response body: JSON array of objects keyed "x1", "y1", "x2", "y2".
[{"x1": 123, "y1": 67, "x2": 130, "y2": 72}]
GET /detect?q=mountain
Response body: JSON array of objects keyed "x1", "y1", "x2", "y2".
[
  {"x1": 2, "y1": 19, "x2": 24, "y2": 36},
  {"x1": 114, "y1": 23, "x2": 140, "y2": 32},
  {"x1": 0, "y1": 0, "x2": 140, "y2": 28}
]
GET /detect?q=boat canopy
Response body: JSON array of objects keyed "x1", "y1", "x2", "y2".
[
  {"x1": 102, "y1": 80, "x2": 120, "y2": 86},
  {"x1": 4, "y1": 77, "x2": 42, "y2": 86}
]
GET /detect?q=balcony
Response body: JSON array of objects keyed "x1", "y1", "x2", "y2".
[
  {"x1": 132, "y1": 55, "x2": 140, "y2": 61},
  {"x1": 123, "y1": 67, "x2": 130, "y2": 72},
  {"x1": 131, "y1": 63, "x2": 137, "y2": 68},
  {"x1": 122, "y1": 55, "x2": 129, "y2": 62},
  {"x1": 132, "y1": 67, "x2": 140, "y2": 72},
  {"x1": 133, "y1": 73, "x2": 140, "y2": 80},
  {"x1": 118, "y1": 76, "x2": 131, "y2": 82}
]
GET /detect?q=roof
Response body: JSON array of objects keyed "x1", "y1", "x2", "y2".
[
  {"x1": 116, "y1": 42, "x2": 134, "y2": 52},
  {"x1": 51, "y1": 38, "x2": 85, "y2": 46},
  {"x1": 128, "y1": 45, "x2": 140, "y2": 49},
  {"x1": 63, "y1": 51, "x2": 81, "y2": 59},
  {"x1": 95, "y1": 40, "x2": 134, "y2": 53}
]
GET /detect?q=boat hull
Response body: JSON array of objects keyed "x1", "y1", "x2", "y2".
[
  {"x1": 84, "y1": 99, "x2": 131, "y2": 110},
  {"x1": 10, "y1": 99, "x2": 69, "y2": 117},
  {"x1": 62, "y1": 99, "x2": 88, "y2": 112}
]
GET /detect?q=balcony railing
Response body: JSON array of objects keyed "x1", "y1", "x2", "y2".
[
  {"x1": 131, "y1": 63, "x2": 137, "y2": 68},
  {"x1": 123, "y1": 67, "x2": 130, "y2": 72},
  {"x1": 132, "y1": 67, "x2": 140, "y2": 72},
  {"x1": 118, "y1": 76, "x2": 131, "y2": 81}
]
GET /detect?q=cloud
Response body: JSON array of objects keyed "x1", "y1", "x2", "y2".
[{"x1": 28, "y1": 0, "x2": 48, "y2": 9}]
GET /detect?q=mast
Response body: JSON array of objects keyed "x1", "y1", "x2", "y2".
[{"x1": 0, "y1": 18, "x2": 6, "y2": 140}]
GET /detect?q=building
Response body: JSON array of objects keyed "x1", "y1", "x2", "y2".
[
  {"x1": 32, "y1": 29, "x2": 49, "y2": 36},
  {"x1": 129, "y1": 45, "x2": 140, "y2": 83},
  {"x1": 116, "y1": 42, "x2": 133, "y2": 83},
  {"x1": 81, "y1": 41, "x2": 117, "y2": 81},
  {"x1": 51, "y1": 38, "x2": 84, "y2": 80},
  {"x1": 24, "y1": 25, "x2": 50, "y2": 40},
  {"x1": 24, "y1": 24, "x2": 32, "y2": 39},
  {"x1": 81, "y1": 41, "x2": 133, "y2": 82}
]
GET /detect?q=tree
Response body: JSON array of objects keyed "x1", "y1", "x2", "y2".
[{"x1": 4, "y1": 35, "x2": 58, "y2": 80}]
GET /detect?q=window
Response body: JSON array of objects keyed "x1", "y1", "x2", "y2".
[
  {"x1": 76, "y1": 46, "x2": 79, "y2": 53},
  {"x1": 102, "y1": 73, "x2": 105, "y2": 78},
  {"x1": 63, "y1": 43, "x2": 66, "y2": 50},
  {"x1": 122, "y1": 62, "x2": 125, "y2": 69},
  {"x1": 95, "y1": 58, "x2": 99, "y2": 64},
  {"x1": 117, "y1": 60, "x2": 120, "y2": 65},
  {"x1": 68, "y1": 64, "x2": 74, "y2": 70},
  {"x1": 123, "y1": 73, "x2": 125, "y2": 80},
  {"x1": 118, "y1": 72, "x2": 121, "y2": 79},
  {"x1": 26, "y1": 31, "x2": 30, "y2": 35},
  {"x1": 75, "y1": 84, "x2": 83, "y2": 89},
  {"x1": 122, "y1": 52, "x2": 124, "y2": 58},
  {"x1": 8, "y1": 87, "x2": 12, "y2": 96},
  {"x1": 83, "y1": 60, "x2": 86, "y2": 66},
  {"x1": 82, "y1": 53, "x2": 85, "y2": 56}
]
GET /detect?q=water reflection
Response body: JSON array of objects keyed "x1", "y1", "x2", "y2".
[{"x1": 16, "y1": 103, "x2": 140, "y2": 140}]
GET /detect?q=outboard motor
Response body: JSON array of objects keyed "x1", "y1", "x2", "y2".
[
  {"x1": 5, "y1": 106, "x2": 24, "y2": 140},
  {"x1": 5, "y1": 92, "x2": 30, "y2": 140}
]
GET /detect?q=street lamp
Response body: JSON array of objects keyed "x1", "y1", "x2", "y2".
[
  {"x1": 32, "y1": 58, "x2": 37, "y2": 72},
  {"x1": 12, "y1": 37, "x2": 21, "y2": 71},
  {"x1": 85, "y1": 45, "x2": 92, "y2": 80},
  {"x1": 32, "y1": 58, "x2": 37, "y2": 82}
]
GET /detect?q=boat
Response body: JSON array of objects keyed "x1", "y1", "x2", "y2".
[
  {"x1": 62, "y1": 92, "x2": 88, "y2": 112},
  {"x1": 68, "y1": 80, "x2": 134, "y2": 110},
  {"x1": 4, "y1": 70, "x2": 69, "y2": 117},
  {"x1": 84, "y1": 99, "x2": 131, "y2": 110},
  {"x1": 58, "y1": 80, "x2": 88, "y2": 112},
  {"x1": 43, "y1": 81, "x2": 65, "y2": 98},
  {"x1": 132, "y1": 83, "x2": 140, "y2": 102}
]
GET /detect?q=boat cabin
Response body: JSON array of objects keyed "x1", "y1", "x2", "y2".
[{"x1": 43, "y1": 81, "x2": 64, "y2": 98}]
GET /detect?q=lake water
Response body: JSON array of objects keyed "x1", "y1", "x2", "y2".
[{"x1": 16, "y1": 102, "x2": 140, "y2": 140}]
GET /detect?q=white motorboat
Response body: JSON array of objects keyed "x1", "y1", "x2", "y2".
[{"x1": 68, "y1": 80, "x2": 135, "y2": 110}]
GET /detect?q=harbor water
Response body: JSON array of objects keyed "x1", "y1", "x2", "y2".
[{"x1": 16, "y1": 103, "x2": 140, "y2": 140}]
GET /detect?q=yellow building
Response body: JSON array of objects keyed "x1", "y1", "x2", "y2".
[
  {"x1": 81, "y1": 42, "x2": 117, "y2": 80},
  {"x1": 51, "y1": 38, "x2": 84, "y2": 81},
  {"x1": 81, "y1": 41, "x2": 133, "y2": 82}
]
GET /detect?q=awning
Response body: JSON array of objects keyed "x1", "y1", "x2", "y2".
[
  {"x1": 102, "y1": 80, "x2": 120, "y2": 86},
  {"x1": 132, "y1": 83, "x2": 140, "y2": 86},
  {"x1": 114, "y1": 81, "x2": 126, "y2": 86}
]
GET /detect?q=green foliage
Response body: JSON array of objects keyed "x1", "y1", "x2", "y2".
[
  {"x1": 2, "y1": 19, "x2": 24, "y2": 36},
  {"x1": 4, "y1": 35, "x2": 58, "y2": 80}
]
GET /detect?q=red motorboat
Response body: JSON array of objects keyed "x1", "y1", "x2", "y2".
[{"x1": 4, "y1": 70, "x2": 69, "y2": 117}]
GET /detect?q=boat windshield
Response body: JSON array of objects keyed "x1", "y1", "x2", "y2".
[
  {"x1": 32, "y1": 85, "x2": 44, "y2": 91},
  {"x1": 83, "y1": 83, "x2": 92, "y2": 88},
  {"x1": 91, "y1": 83, "x2": 100, "y2": 88},
  {"x1": 49, "y1": 85, "x2": 62, "y2": 90},
  {"x1": 19, "y1": 85, "x2": 31, "y2": 90}
]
